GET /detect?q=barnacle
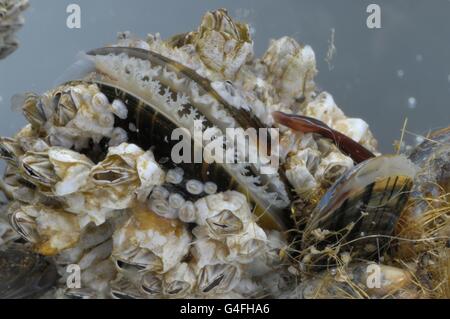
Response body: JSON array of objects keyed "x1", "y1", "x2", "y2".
[{"x1": 0, "y1": 0, "x2": 28, "y2": 60}]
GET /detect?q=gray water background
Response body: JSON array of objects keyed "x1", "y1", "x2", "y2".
[{"x1": 0, "y1": 0, "x2": 449, "y2": 153}]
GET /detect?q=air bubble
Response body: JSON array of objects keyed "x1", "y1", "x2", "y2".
[{"x1": 407, "y1": 97, "x2": 417, "y2": 109}]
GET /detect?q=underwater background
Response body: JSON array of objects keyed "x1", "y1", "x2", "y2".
[{"x1": 1, "y1": 0, "x2": 449, "y2": 153}]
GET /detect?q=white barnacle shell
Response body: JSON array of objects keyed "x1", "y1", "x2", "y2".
[
  {"x1": 225, "y1": 221, "x2": 267, "y2": 264},
  {"x1": 88, "y1": 146, "x2": 140, "y2": 209},
  {"x1": 304, "y1": 92, "x2": 345, "y2": 127},
  {"x1": 186, "y1": 8, "x2": 254, "y2": 80},
  {"x1": 48, "y1": 147, "x2": 94, "y2": 196},
  {"x1": 54, "y1": 220, "x2": 117, "y2": 298},
  {"x1": 193, "y1": 208, "x2": 245, "y2": 241},
  {"x1": 135, "y1": 148, "x2": 165, "y2": 201},
  {"x1": 0, "y1": 211, "x2": 19, "y2": 245},
  {"x1": 304, "y1": 92, "x2": 378, "y2": 152},
  {"x1": 148, "y1": 198, "x2": 178, "y2": 219},
  {"x1": 52, "y1": 87, "x2": 81, "y2": 127},
  {"x1": 233, "y1": 276, "x2": 264, "y2": 298},
  {"x1": 78, "y1": 238, "x2": 113, "y2": 270},
  {"x1": 262, "y1": 36, "x2": 317, "y2": 103},
  {"x1": 69, "y1": 85, "x2": 116, "y2": 141},
  {"x1": 162, "y1": 262, "x2": 196, "y2": 298},
  {"x1": 113, "y1": 203, "x2": 191, "y2": 274},
  {"x1": 89, "y1": 143, "x2": 164, "y2": 209},
  {"x1": 210, "y1": 81, "x2": 250, "y2": 111},
  {"x1": 108, "y1": 127, "x2": 128, "y2": 147},
  {"x1": 13, "y1": 124, "x2": 50, "y2": 153},
  {"x1": 285, "y1": 164, "x2": 317, "y2": 196},
  {"x1": 18, "y1": 137, "x2": 49, "y2": 153},
  {"x1": 139, "y1": 272, "x2": 164, "y2": 297},
  {"x1": 91, "y1": 92, "x2": 110, "y2": 111},
  {"x1": 116, "y1": 31, "x2": 151, "y2": 51},
  {"x1": 314, "y1": 151, "x2": 353, "y2": 187},
  {"x1": 110, "y1": 272, "x2": 145, "y2": 299},
  {"x1": 196, "y1": 263, "x2": 242, "y2": 295},
  {"x1": 178, "y1": 201, "x2": 196, "y2": 223},
  {"x1": 7, "y1": 202, "x2": 39, "y2": 243},
  {"x1": 1, "y1": 164, "x2": 39, "y2": 204},
  {"x1": 18, "y1": 150, "x2": 58, "y2": 190},
  {"x1": 334, "y1": 118, "x2": 378, "y2": 153},
  {"x1": 19, "y1": 92, "x2": 53, "y2": 129},
  {"x1": 168, "y1": 193, "x2": 185, "y2": 209},
  {"x1": 194, "y1": 191, "x2": 252, "y2": 227},
  {"x1": 190, "y1": 237, "x2": 229, "y2": 269},
  {"x1": 55, "y1": 221, "x2": 114, "y2": 269},
  {"x1": 80, "y1": 259, "x2": 117, "y2": 297},
  {"x1": 165, "y1": 167, "x2": 184, "y2": 184},
  {"x1": 104, "y1": 142, "x2": 143, "y2": 167},
  {"x1": 185, "y1": 179, "x2": 204, "y2": 195},
  {"x1": 110, "y1": 99, "x2": 128, "y2": 120},
  {"x1": 204, "y1": 181, "x2": 218, "y2": 195},
  {"x1": 285, "y1": 148, "x2": 321, "y2": 196},
  {"x1": 8, "y1": 203, "x2": 80, "y2": 256},
  {"x1": 63, "y1": 192, "x2": 116, "y2": 227},
  {"x1": 20, "y1": 83, "x2": 113, "y2": 150},
  {"x1": 239, "y1": 230, "x2": 289, "y2": 284},
  {"x1": 150, "y1": 185, "x2": 170, "y2": 200}
]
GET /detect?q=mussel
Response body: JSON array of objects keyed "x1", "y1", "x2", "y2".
[
  {"x1": 282, "y1": 262, "x2": 416, "y2": 299},
  {"x1": 301, "y1": 155, "x2": 416, "y2": 265},
  {"x1": 0, "y1": 245, "x2": 58, "y2": 298},
  {"x1": 408, "y1": 126, "x2": 450, "y2": 215}
]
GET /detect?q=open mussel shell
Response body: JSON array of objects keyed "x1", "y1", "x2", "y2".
[
  {"x1": 302, "y1": 155, "x2": 417, "y2": 264},
  {"x1": 86, "y1": 81, "x2": 292, "y2": 231},
  {"x1": 0, "y1": 245, "x2": 59, "y2": 298},
  {"x1": 409, "y1": 127, "x2": 450, "y2": 164},
  {"x1": 81, "y1": 46, "x2": 293, "y2": 227},
  {"x1": 86, "y1": 46, "x2": 264, "y2": 131}
]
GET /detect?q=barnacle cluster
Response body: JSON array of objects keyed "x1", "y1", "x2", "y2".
[
  {"x1": 0, "y1": 0, "x2": 28, "y2": 59},
  {"x1": 0, "y1": 8, "x2": 448, "y2": 299}
]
